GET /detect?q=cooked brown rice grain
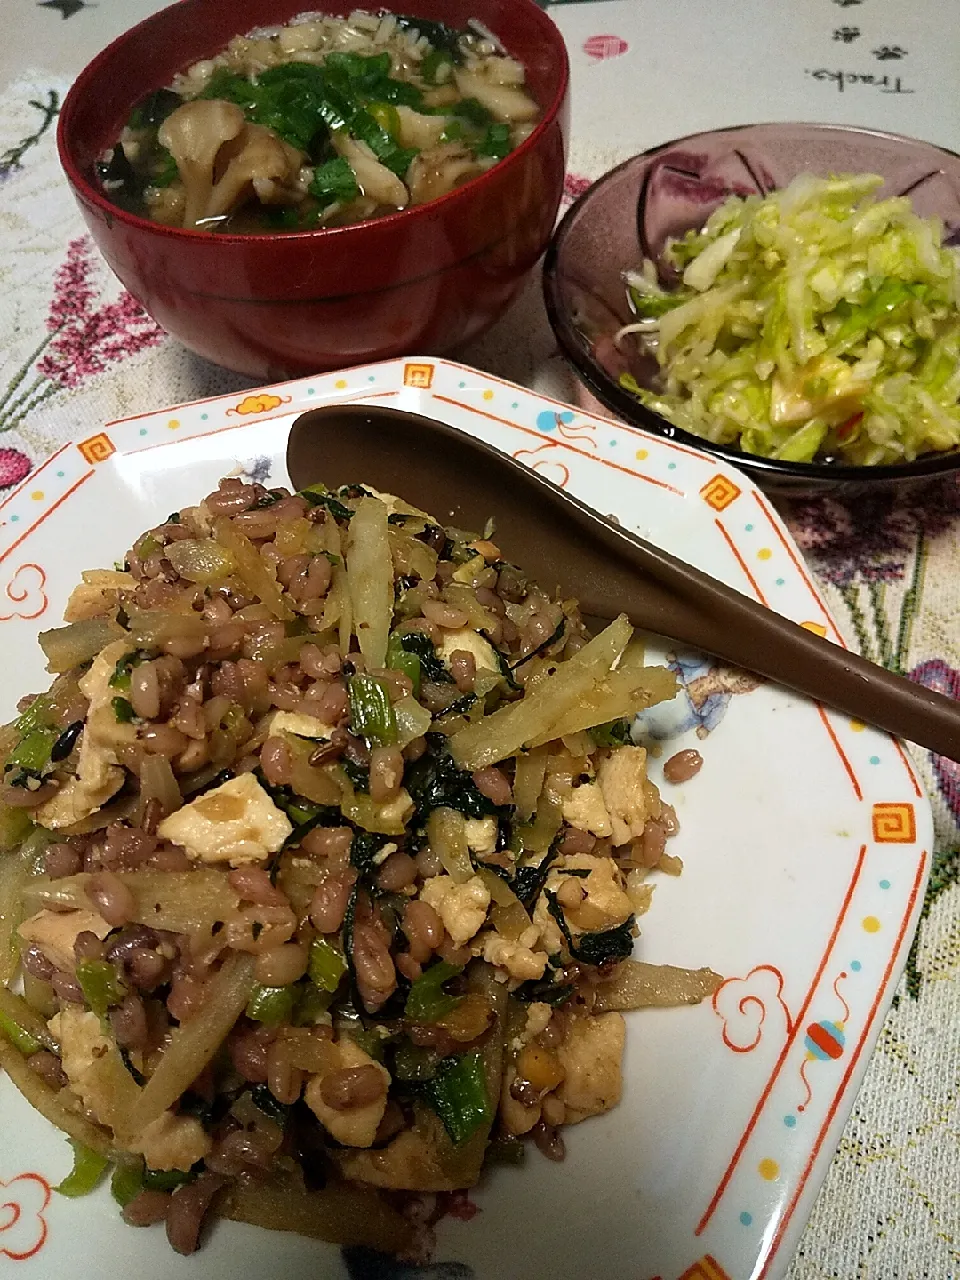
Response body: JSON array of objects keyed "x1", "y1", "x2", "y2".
[
  {"x1": 130, "y1": 662, "x2": 161, "y2": 720},
  {"x1": 147, "y1": 845, "x2": 192, "y2": 873},
  {"x1": 395, "y1": 952, "x2": 422, "y2": 982},
  {"x1": 125, "y1": 945, "x2": 170, "y2": 990},
  {"x1": 43, "y1": 842, "x2": 82, "y2": 878},
  {"x1": 662, "y1": 749, "x2": 703, "y2": 784},
  {"x1": 319, "y1": 1065, "x2": 387, "y2": 1111},
  {"x1": 229, "y1": 1027, "x2": 272, "y2": 1084},
  {"x1": 51, "y1": 970, "x2": 85, "y2": 1004},
  {"x1": 165, "y1": 1172, "x2": 226, "y2": 1256},
  {"x1": 369, "y1": 746, "x2": 404, "y2": 804},
  {"x1": 375, "y1": 851, "x2": 418, "y2": 892},
  {"x1": 166, "y1": 974, "x2": 207, "y2": 1023},
  {"x1": 161, "y1": 633, "x2": 208, "y2": 661},
  {"x1": 27, "y1": 1049, "x2": 68, "y2": 1090},
  {"x1": 87, "y1": 870, "x2": 136, "y2": 931},
  {"x1": 202, "y1": 595, "x2": 234, "y2": 625},
  {"x1": 265, "y1": 1040, "x2": 305, "y2": 1106},
  {"x1": 73, "y1": 930, "x2": 105, "y2": 964},
  {"x1": 308, "y1": 870, "x2": 357, "y2": 933},
  {"x1": 448, "y1": 649, "x2": 477, "y2": 693},
  {"x1": 254, "y1": 941, "x2": 309, "y2": 986},
  {"x1": 540, "y1": 1093, "x2": 566, "y2": 1127},
  {"x1": 558, "y1": 826, "x2": 596, "y2": 856},
  {"x1": 309, "y1": 680, "x2": 348, "y2": 726},
  {"x1": 228, "y1": 867, "x2": 289, "y2": 907},
  {"x1": 110, "y1": 993, "x2": 149, "y2": 1050},
  {"x1": 401, "y1": 900, "x2": 443, "y2": 963},
  {"x1": 531, "y1": 1119, "x2": 566, "y2": 1162},
  {"x1": 403, "y1": 735, "x2": 428, "y2": 762},
  {"x1": 123, "y1": 1189, "x2": 172, "y2": 1228},
  {"x1": 1, "y1": 781, "x2": 58, "y2": 808},
  {"x1": 299, "y1": 825, "x2": 353, "y2": 863},
  {"x1": 352, "y1": 921, "x2": 396, "y2": 1005},
  {"x1": 141, "y1": 724, "x2": 190, "y2": 757},
  {"x1": 421, "y1": 599, "x2": 469, "y2": 629},
  {"x1": 414, "y1": 846, "x2": 442, "y2": 879},
  {"x1": 472, "y1": 766, "x2": 512, "y2": 807},
  {"x1": 660, "y1": 802, "x2": 680, "y2": 835},
  {"x1": 22, "y1": 944, "x2": 54, "y2": 982},
  {"x1": 298, "y1": 643, "x2": 329, "y2": 680},
  {"x1": 203, "y1": 478, "x2": 260, "y2": 516},
  {"x1": 639, "y1": 820, "x2": 667, "y2": 868},
  {"x1": 259, "y1": 736, "x2": 294, "y2": 787}
]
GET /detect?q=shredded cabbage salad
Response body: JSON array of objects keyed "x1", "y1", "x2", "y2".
[{"x1": 618, "y1": 173, "x2": 960, "y2": 465}]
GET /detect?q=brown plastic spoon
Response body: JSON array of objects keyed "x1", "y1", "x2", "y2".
[{"x1": 287, "y1": 403, "x2": 960, "y2": 762}]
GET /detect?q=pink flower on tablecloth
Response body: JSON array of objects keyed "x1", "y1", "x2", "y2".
[
  {"x1": 36, "y1": 236, "x2": 164, "y2": 389},
  {"x1": 0, "y1": 447, "x2": 31, "y2": 488},
  {"x1": 562, "y1": 173, "x2": 592, "y2": 206}
]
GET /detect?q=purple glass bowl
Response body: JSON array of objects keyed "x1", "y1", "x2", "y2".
[{"x1": 543, "y1": 122, "x2": 960, "y2": 496}]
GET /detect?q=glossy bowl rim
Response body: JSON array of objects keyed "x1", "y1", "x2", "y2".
[
  {"x1": 543, "y1": 119, "x2": 960, "y2": 487},
  {"x1": 57, "y1": 0, "x2": 570, "y2": 249}
]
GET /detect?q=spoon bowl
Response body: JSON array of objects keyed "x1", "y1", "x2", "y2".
[{"x1": 287, "y1": 402, "x2": 960, "y2": 760}]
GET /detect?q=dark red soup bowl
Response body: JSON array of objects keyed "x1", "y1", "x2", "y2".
[{"x1": 58, "y1": 0, "x2": 569, "y2": 379}]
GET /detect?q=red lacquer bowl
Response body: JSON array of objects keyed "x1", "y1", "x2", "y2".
[{"x1": 58, "y1": 0, "x2": 569, "y2": 379}]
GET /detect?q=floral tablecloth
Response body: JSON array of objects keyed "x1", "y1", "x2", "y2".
[{"x1": 0, "y1": 1, "x2": 958, "y2": 1276}]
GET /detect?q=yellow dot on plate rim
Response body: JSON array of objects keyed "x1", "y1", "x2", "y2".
[
  {"x1": 482, "y1": 389, "x2": 494, "y2": 401},
  {"x1": 758, "y1": 1158, "x2": 780, "y2": 1181},
  {"x1": 635, "y1": 449, "x2": 649, "y2": 461},
  {"x1": 757, "y1": 547, "x2": 773, "y2": 561},
  {"x1": 335, "y1": 379, "x2": 348, "y2": 389},
  {"x1": 849, "y1": 719, "x2": 867, "y2": 732},
  {"x1": 862, "y1": 915, "x2": 881, "y2": 933},
  {"x1": 167, "y1": 419, "x2": 181, "y2": 430},
  {"x1": 30, "y1": 490, "x2": 44, "y2": 501}
]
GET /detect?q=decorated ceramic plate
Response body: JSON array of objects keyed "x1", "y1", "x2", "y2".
[{"x1": 0, "y1": 358, "x2": 931, "y2": 1280}]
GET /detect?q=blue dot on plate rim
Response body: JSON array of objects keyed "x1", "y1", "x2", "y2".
[
  {"x1": 879, "y1": 879, "x2": 891, "y2": 890},
  {"x1": 139, "y1": 428, "x2": 148, "y2": 436},
  {"x1": 851, "y1": 959, "x2": 862, "y2": 972},
  {"x1": 307, "y1": 387, "x2": 315, "y2": 396},
  {"x1": 739, "y1": 1211, "x2": 753, "y2": 1226},
  {"x1": 668, "y1": 461, "x2": 677, "y2": 470},
  {"x1": 775, "y1": 577, "x2": 785, "y2": 586},
  {"x1": 200, "y1": 412, "x2": 209, "y2": 420},
  {"x1": 745, "y1": 523, "x2": 754, "y2": 532},
  {"x1": 368, "y1": 376, "x2": 376, "y2": 382},
  {"x1": 10, "y1": 514, "x2": 19, "y2": 523},
  {"x1": 869, "y1": 754, "x2": 881, "y2": 765},
  {"x1": 56, "y1": 470, "x2": 64, "y2": 478},
  {"x1": 609, "y1": 438, "x2": 617, "y2": 447},
  {"x1": 784, "y1": 1114, "x2": 797, "y2": 1128},
  {"x1": 511, "y1": 401, "x2": 519, "y2": 409}
]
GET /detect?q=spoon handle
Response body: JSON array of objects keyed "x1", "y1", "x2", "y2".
[{"x1": 567, "y1": 488, "x2": 959, "y2": 761}]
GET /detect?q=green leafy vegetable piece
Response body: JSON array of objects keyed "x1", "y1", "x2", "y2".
[
  {"x1": 392, "y1": 631, "x2": 451, "y2": 685},
  {"x1": 251, "y1": 1083, "x2": 291, "y2": 1125},
  {"x1": 511, "y1": 975, "x2": 574, "y2": 1006},
  {"x1": 348, "y1": 674, "x2": 398, "y2": 745},
  {"x1": 298, "y1": 484, "x2": 354, "y2": 521},
  {"x1": 449, "y1": 97, "x2": 493, "y2": 127},
  {"x1": 420, "y1": 48, "x2": 453, "y2": 84},
  {"x1": 127, "y1": 88, "x2": 182, "y2": 130},
  {"x1": 423, "y1": 1051, "x2": 491, "y2": 1145},
  {"x1": 142, "y1": 1167, "x2": 196, "y2": 1192},
  {"x1": 392, "y1": 1039, "x2": 441, "y2": 1081},
  {"x1": 308, "y1": 937, "x2": 347, "y2": 993},
  {"x1": 512, "y1": 845, "x2": 561, "y2": 908},
  {"x1": 627, "y1": 285, "x2": 690, "y2": 319},
  {"x1": 14, "y1": 694, "x2": 54, "y2": 737},
  {"x1": 56, "y1": 1141, "x2": 110, "y2": 1198},
  {"x1": 545, "y1": 890, "x2": 636, "y2": 966},
  {"x1": 109, "y1": 650, "x2": 145, "y2": 691},
  {"x1": 589, "y1": 719, "x2": 634, "y2": 748},
  {"x1": 309, "y1": 155, "x2": 360, "y2": 208},
  {"x1": 76, "y1": 959, "x2": 127, "y2": 1018},
  {"x1": 404, "y1": 960, "x2": 463, "y2": 1022},
  {"x1": 511, "y1": 617, "x2": 565, "y2": 671},
  {"x1": 0, "y1": 1007, "x2": 41, "y2": 1055},
  {"x1": 350, "y1": 828, "x2": 389, "y2": 874},
  {"x1": 110, "y1": 1160, "x2": 144, "y2": 1207},
  {"x1": 112, "y1": 697, "x2": 135, "y2": 724},
  {"x1": 395, "y1": 15, "x2": 463, "y2": 61},
  {"x1": 386, "y1": 632, "x2": 422, "y2": 696},
  {"x1": 476, "y1": 121, "x2": 512, "y2": 160},
  {"x1": 405, "y1": 735, "x2": 501, "y2": 822},
  {"x1": 5, "y1": 728, "x2": 57, "y2": 781},
  {"x1": 246, "y1": 983, "x2": 298, "y2": 1025}
]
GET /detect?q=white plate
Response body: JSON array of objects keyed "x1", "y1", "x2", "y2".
[{"x1": 0, "y1": 357, "x2": 931, "y2": 1280}]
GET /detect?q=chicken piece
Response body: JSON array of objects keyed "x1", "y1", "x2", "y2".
[
  {"x1": 131, "y1": 1110, "x2": 212, "y2": 1172},
  {"x1": 36, "y1": 638, "x2": 133, "y2": 829},
  {"x1": 158, "y1": 99, "x2": 246, "y2": 227},
  {"x1": 453, "y1": 68, "x2": 540, "y2": 123},
  {"x1": 333, "y1": 131, "x2": 409, "y2": 209},
  {"x1": 420, "y1": 874, "x2": 491, "y2": 947},
  {"x1": 156, "y1": 772, "x2": 292, "y2": 866},
  {"x1": 562, "y1": 781, "x2": 613, "y2": 838},
  {"x1": 18, "y1": 908, "x2": 112, "y2": 973},
  {"x1": 532, "y1": 852, "x2": 634, "y2": 948},
  {"x1": 480, "y1": 931, "x2": 547, "y2": 982},
  {"x1": 597, "y1": 745, "x2": 650, "y2": 846},
  {"x1": 556, "y1": 1013, "x2": 625, "y2": 1124},
  {"x1": 463, "y1": 816, "x2": 497, "y2": 855},
  {"x1": 49, "y1": 1007, "x2": 140, "y2": 1133},
  {"x1": 304, "y1": 1037, "x2": 390, "y2": 1148}
]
